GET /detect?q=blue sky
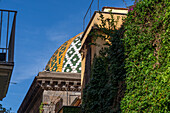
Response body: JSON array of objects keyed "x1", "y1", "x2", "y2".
[{"x1": 0, "y1": 0, "x2": 133, "y2": 112}]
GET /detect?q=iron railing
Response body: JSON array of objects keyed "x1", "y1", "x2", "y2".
[{"x1": 0, "y1": 9, "x2": 17, "y2": 63}]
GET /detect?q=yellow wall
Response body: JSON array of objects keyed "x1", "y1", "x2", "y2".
[
  {"x1": 81, "y1": 50, "x2": 86, "y2": 86},
  {"x1": 80, "y1": 9, "x2": 127, "y2": 87},
  {"x1": 81, "y1": 12, "x2": 126, "y2": 49}
]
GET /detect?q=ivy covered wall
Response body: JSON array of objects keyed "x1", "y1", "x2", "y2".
[
  {"x1": 82, "y1": 14, "x2": 126, "y2": 112},
  {"x1": 121, "y1": 0, "x2": 170, "y2": 112},
  {"x1": 82, "y1": 0, "x2": 169, "y2": 112}
]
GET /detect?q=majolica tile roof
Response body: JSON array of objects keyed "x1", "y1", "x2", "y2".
[{"x1": 45, "y1": 32, "x2": 83, "y2": 73}]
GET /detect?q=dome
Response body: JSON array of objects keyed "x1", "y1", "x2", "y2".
[{"x1": 45, "y1": 32, "x2": 83, "y2": 73}]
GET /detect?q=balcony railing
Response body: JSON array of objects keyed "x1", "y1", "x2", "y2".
[{"x1": 0, "y1": 9, "x2": 17, "y2": 63}]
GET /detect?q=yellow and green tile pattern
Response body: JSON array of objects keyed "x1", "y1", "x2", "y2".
[{"x1": 45, "y1": 32, "x2": 83, "y2": 73}]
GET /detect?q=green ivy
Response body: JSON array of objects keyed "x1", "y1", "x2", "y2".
[
  {"x1": 82, "y1": 56, "x2": 112, "y2": 113},
  {"x1": 82, "y1": 12, "x2": 126, "y2": 113},
  {"x1": 121, "y1": 0, "x2": 170, "y2": 112},
  {"x1": 39, "y1": 102, "x2": 43, "y2": 113},
  {"x1": 62, "y1": 106, "x2": 81, "y2": 113},
  {"x1": 82, "y1": 0, "x2": 169, "y2": 112}
]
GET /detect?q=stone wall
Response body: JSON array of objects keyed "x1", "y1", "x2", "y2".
[{"x1": 43, "y1": 90, "x2": 81, "y2": 113}]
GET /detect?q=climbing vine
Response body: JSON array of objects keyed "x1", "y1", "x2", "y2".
[
  {"x1": 82, "y1": 0, "x2": 169, "y2": 112},
  {"x1": 82, "y1": 12, "x2": 126, "y2": 112},
  {"x1": 39, "y1": 102, "x2": 43, "y2": 113},
  {"x1": 121, "y1": 0, "x2": 170, "y2": 112}
]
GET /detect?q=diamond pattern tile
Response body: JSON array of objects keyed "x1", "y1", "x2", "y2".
[{"x1": 45, "y1": 32, "x2": 83, "y2": 73}]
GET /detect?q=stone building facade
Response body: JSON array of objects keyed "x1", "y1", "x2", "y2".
[
  {"x1": 18, "y1": 6, "x2": 129, "y2": 113},
  {"x1": 80, "y1": 7, "x2": 128, "y2": 89},
  {"x1": 18, "y1": 33, "x2": 83, "y2": 113}
]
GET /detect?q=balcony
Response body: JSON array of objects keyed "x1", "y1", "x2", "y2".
[{"x1": 0, "y1": 9, "x2": 17, "y2": 100}]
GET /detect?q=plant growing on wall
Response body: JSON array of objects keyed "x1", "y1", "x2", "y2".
[
  {"x1": 82, "y1": 12, "x2": 126, "y2": 112},
  {"x1": 121, "y1": 0, "x2": 170, "y2": 112},
  {"x1": 39, "y1": 102, "x2": 43, "y2": 113},
  {"x1": 82, "y1": 0, "x2": 169, "y2": 112}
]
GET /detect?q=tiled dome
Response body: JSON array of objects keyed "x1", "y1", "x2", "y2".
[{"x1": 45, "y1": 32, "x2": 83, "y2": 73}]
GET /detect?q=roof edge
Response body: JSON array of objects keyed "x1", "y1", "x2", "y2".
[{"x1": 102, "y1": 6, "x2": 128, "y2": 11}]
